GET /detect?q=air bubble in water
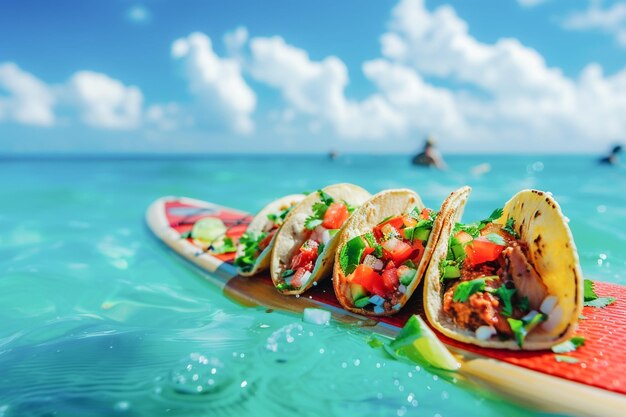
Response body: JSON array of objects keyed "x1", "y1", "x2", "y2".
[{"x1": 169, "y1": 353, "x2": 234, "y2": 395}]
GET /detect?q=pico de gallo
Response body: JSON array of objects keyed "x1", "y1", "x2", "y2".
[
  {"x1": 339, "y1": 207, "x2": 436, "y2": 314},
  {"x1": 278, "y1": 190, "x2": 355, "y2": 291},
  {"x1": 234, "y1": 202, "x2": 297, "y2": 272},
  {"x1": 439, "y1": 209, "x2": 559, "y2": 347}
]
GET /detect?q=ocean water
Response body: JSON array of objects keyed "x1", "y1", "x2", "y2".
[{"x1": 0, "y1": 154, "x2": 624, "y2": 417}]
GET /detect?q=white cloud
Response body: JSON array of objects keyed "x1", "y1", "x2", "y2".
[
  {"x1": 372, "y1": 0, "x2": 626, "y2": 149},
  {"x1": 0, "y1": 62, "x2": 55, "y2": 126},
  {"x1": 172, "y1": 32, "x2": 256, "y2": 134},
  {"x1": 248, "y1": 36, "x2": 404, "y2": 139},
  {"x1": 146, "y1": 102, "x2": 192, "y2": 131},
  {"x1": 66, "y1": 71, "x2": 143, "y2": 129},
  {"x1": 562, "y1": 1, "x2": 626, "y2": 47}
]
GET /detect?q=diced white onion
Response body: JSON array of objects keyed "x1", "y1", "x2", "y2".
[
  {"x1": 392, "y1": 303, "x2": 402, "y2": 311},
  {"x1": 382, "y1": 237, "x2": 401, "y2": 252},
  {"x1": 475, "y1": 325, "x2": 496, "y2": 340},
  {"x1": 299, "y1": 271, "x2": 313, "y2": 287},
  {"x1": 373, "y1": 305, "x2": 385, "y2": 314},
  {"x1": 368, "y1": 295, "x2": 385, "y2": 306},
  {"x1": 541, "y1": 305, "x2": 563, "y2": 332},
  {"x1": 398, "y1": 284, "x2": 407, "y2": 294},
  {"x1": 540, "y1": 296, "x2": 558, "y2": 315},
  {"x1": 311, "y1": 225, "x2": 328, "y2": 243},
  {"x1": 522, "y1": 310, "x2": 540, "y2": 323},
  {"x1": 321, "y1": 229, "x2": 331, "y2": 244},
  {"x1": 303, "y1": 308, "x2": 331, "y2": 325},
  {"x1": 363, "y1": 255, "x2": 383, "y2": 271}
]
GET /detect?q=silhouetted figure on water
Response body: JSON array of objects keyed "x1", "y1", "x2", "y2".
[
  {"x1": 599, "y1": 144, "x2": 622, "y2": 166},
  {"x1": 412, "y1": 137, "x2": 447, "y2": 170}
]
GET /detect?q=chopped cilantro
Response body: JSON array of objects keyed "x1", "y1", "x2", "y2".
[
  {"x1": 493, "y1": 285, "x2": 516, "y2": 317},
  {"x1": 318, "y1": 190, "x2": 334, "y2": 205},
  {"x1": 339, "y1": 236, "x2": 366, "y2": 275},
  {"x1": 363, "y1": 232, "x2": 376, "y2": 247},
  {"x1": 583, "y1": 279, "x2": 598, "y2": 301},
  {"x1": 304, "y1": 202, "x2": 328, "y2": 230},
  {"x1": 503, "y1": 218, "x2": 519, "y2": 238},
  {"x1": 453, "y1": 277, "x2": 492, "y2": 302},
  {"x1": 276, "y1": 282, "x2": 295, "y2": 291},
  {"x1": 318, "y1": 242, "x2": 326, "y2": 255},
  {"x1": 181, "y1": 230, "x2": 192, "y2": 239},
  {"x1": 344, "y1": 201, "x2": 357, "y2": 213},
  {"x1": 483, "y1": 208, "x2": 504, "y2": 223},
  {"x1": 403, "y1": 259, "x2": 417, "y2": 269},
  {"x1": 485, "y1": 233, "x2": 506, "y2": 246},
  {"x1": 267, "y1": 205, "x2": 294, "y2": 225},
  {"x1": 584, "y1": 297, "x2": 616, "y2": 308},
  {"x1": 211, "y1": 237, "x2": 237, "y2": 254},
  {"x1": 583, "y1": 279, "x2": 616, "y2": 308},
  {"x1": 234, "y1": 232, "x2": 266, "y2": 272},
  {"x1": 507, "y1": 312, "x2": 546, "y2": 348},
  {"x1": 551, "y1": 336, "x2": 585, "y2": 353},
  {"x1": 554, "y1": 355, "x2": 580, "y2": 364},
  {"x1": 518, "y1": 296, "x2": 529, "y2": 312}
]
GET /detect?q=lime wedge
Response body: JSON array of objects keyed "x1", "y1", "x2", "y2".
[
  {"x1": 190, "y1": 218, "x2": 227, "y2": 242},
  {"x1": 389, "y1": 315, "x2": 460, "y2": 371}
]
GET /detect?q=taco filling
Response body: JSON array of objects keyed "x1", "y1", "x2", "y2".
[
  {"x1": 234, "y1": 202, "x2": 298, "y2": 272},
  {"x1": 339, "y1": 207, "x2": 436, "y2": 314},
  {"x1": 440, "y1": 209, "x2": 559, "y2": 347},
  {"x1": 278, "y1": 190, "x2": 354, "y2": 291}
]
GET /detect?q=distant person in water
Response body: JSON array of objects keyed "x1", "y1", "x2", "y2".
[
  {"x1": 598, "y1": 144, "x2": 622, "y2": 166},
  {"x1": 412, "y1": 136, "x2": 447, "y2": 170}
]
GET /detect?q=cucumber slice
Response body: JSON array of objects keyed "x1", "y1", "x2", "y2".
[{"x1": 412, "y1": 227, "x2": 431, "y2": 242}]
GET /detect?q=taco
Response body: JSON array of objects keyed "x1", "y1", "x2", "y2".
[
  {"x1": 270, "y1": 183, "x2": 371, "y2": 294},
  {"x1": 423, "y1": 188, "x2": 583, "y2": 350},
  {"x1": 234, "y1": 194, "x2": 306, "y2": 276},
  {"x1": 332, "y1": 187, "x2": 466, "y2": 316}
]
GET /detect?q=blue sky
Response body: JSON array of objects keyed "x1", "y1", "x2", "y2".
[{"x1": 1, "y1": 0, "x2": 626, "y2": 154}]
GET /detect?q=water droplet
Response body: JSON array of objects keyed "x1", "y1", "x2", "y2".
[{"x1": 240, "y1": 380, "x2": 248, "y2": 388}]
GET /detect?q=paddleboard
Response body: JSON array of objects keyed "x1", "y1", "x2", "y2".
[{"x1": 146, "y1": 196, "x2": 626, "y2": 417}]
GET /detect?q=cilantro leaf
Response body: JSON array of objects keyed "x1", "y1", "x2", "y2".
[
  {"x1": 507, "y1": 318, "x2": 527, "y2": 348},
  {"x1": 453, "y1": 277, "x2": 492, "y2": 302},
  {"x1": 583, "y1": 279, "x2": 598, "y2": 302},
  {"x1": 339, "y1": 236, "x2": 366, "y2": 275},
  {"x1": 233, "y1": 232, "x2": 267, "y2": 272},
  {"x1": 281, "y1": 269, "x2": 295, "y2": 278},
  {"x1": 493, "y1": 285, "x2": 516, "y2": 317},
  {"x1": 485, "y1": 233, "x2": 506, "y2": 246},
  {"x1": 363, "y1": 232, "x2": 382, "y2": 257},
  {"x1": 484, "y1": 208, "x2": 504, "y2": 223},
  {"x1": 304, "y1": 202, "x2": 329, "y2": 230},
  {"x1": 317, "y1": 242, "x2": 326, "y2": 255},
  {"x1": 584, "y1": 297, "x2": 616, "y2": 308},
  {"x1": 267, "y1": 205, "x2": 295, "y2": 225},
  {"x1": 554, "y1": 355, "x2": 580, "y2": 363},
  {"x1": 551, "y1": 336, "x2": 585, "y2": 353},
  {"x1": 318, "y1": 189, "x2": 334, "y2": 205},
  {"x1": 503, "y1": 218, "x2": 519, "y2": 238},
  {"x1": 583, "y1": 279, "x2": 616, "y2": 307},
  {"x1": 211, "y1": 237, "x2": 237, "y2": 254},
  {"x1": 518, "y1": 296, "x2": 529, "y2": 312}
]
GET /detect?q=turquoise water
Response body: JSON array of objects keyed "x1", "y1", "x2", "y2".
[{"x1": 0, "y1": 155, "x2": 624, "y2": 417}]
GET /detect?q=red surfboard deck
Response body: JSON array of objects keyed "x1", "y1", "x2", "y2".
[{"x1": 147, "y1": 197, "x2": 626, "y2": 415}]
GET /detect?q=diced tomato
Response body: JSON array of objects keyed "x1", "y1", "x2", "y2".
[
  {"x1": 382, "y1": 238, "x2": 414, "y2": 265},
  {"x1": 382, "y1": 268, "x2": 399, "y2": 291},
  {"x1": 291, "y1": 267, "x2": 307, "y2": 287},
  {"x1": 350, "y1": 265, "x2": 386, "y2": 297},
  {"x1": 385, "y1": 260, "x2": 396, "y2": 270},
  {"x1": 258, "y1": 229, "x2": 276, "y2": 251},
  {"x1": 402, "y1": 215, "x2": 418, "y2": 228},
  {"x1": 291, "y1": 239, "x2": 319, "y2": 271},
  {"x1": 455, "y1": 230, "x2": 473, "y2": 245},
  {"x1": 373, "y1": 216, "x2": 405, "y2": 240},
  {"x1": 410, "y1": 240, "x2": 425, "y2": 265},
  {"x1": 322, "y1": 202, "x2": 349, "y2": 229},
  {"x1": 465, "y1": 237, "x2": 505, "y2": 266},
  {"x1": 420, "y1": 208, "x2": 431, "y2": 220}
]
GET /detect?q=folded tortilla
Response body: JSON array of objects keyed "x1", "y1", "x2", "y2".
[
  {"x1": 235, "y1": 194, "x2": 305, "y2": 276},
  {"x1": 332, "y1": 187, "x2": 468, "y2": 316},
  {"x1": 270, "y1": 183, "x2": 371, "y2": 294},
  {"x1": 423, "y1": 188, "x2": 583, "y2": 350}
]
